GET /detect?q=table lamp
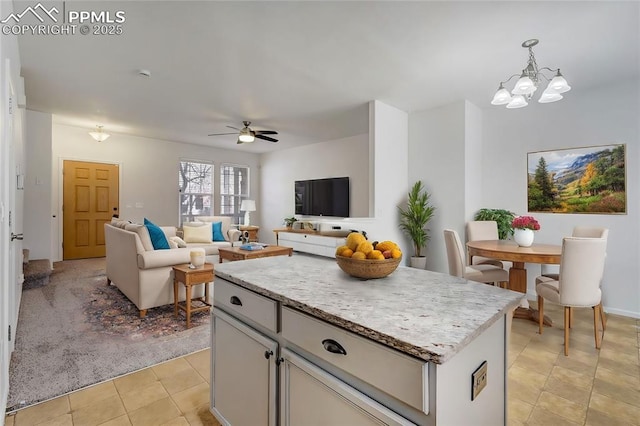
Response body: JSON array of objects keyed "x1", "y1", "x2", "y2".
[{"x1": 240, "y1": 199, "x2": 256, "y2": 226}]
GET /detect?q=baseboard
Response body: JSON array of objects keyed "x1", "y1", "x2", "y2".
[
  {"x1": 525, "y1": 292, "x2": 640, "y2": 319},
  {"x1": 603, "y1": 307, "x2": 640, "y2": 319}
]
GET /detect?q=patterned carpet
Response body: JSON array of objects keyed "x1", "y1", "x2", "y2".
[
  {"x1": 83, "y1": 281, "x2": 209, "y2": 339},
  {"x1": 7, "y1": 258, "x2": 210, "y2": 411}
]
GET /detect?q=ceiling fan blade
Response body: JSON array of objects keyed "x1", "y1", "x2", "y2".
[
  {"x1": 255, "y1": 134, "x2": 278, "y2": 143},
  {"x1": 254, "y1": 130, "x2": 278, "y2": 135},
  {"x1": 236, "y1": 138, "x2": 244, "y2": 144},
  {"x1": 226, "y1": 125, "x2": 241, "y2": 131},
  {"x1": 208, "y1": 132, "x2": 238, "y2": 136}
]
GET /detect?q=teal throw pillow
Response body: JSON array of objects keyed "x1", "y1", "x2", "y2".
[
  {"x1": 144, "y1": 218, "x2": 170, "y2": 250},
  {"x1": 212, "y1": 221, "x2": 226, "y2": 242}
]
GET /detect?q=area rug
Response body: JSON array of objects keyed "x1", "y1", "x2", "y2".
[{"x1": 7, "y1": 258, "x2": 210, "y2": 411}]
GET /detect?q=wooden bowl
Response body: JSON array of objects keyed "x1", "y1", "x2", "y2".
[{"x1": 335, "y1": 255, "x2": 402, "y2": 279}]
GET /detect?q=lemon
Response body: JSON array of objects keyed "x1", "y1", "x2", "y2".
[
  {"x1": 341, "y1": 248, "x2": 354, "y2": 258},
  {"x1": 346, "y1": 232, "x2": 366, "y2": 251},
  {"x1": 335, "y1": 245, "x2": 349, "y2": 256},
  {"x1": 391, "y1": 248, "x2": 402, "y2": 259},
  {"x1": 367, "y1": 249, "x2": 383, "y2": 260},
  {"x1": 356, "y1": 241, "x2": 374, "y2": 255},
  {"x1": 351, "y1": 251, "x2": 366, "y2": 260},
  {"x1": 376, "y1": 241, "x2": 397, "y2": 252}
]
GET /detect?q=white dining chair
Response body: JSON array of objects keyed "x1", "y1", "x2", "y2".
[
  {"x1": 536, "y1": 237, "x2": 607, "y2": 356},
  {"x1": 466, "y1": 221, "x2": 504, "y2": 268},
  {"x1": 541, "y1": 226, "x2": 608, "y2": 329},
  {"x1": 444, "y1": 229, "x2": 508, "y2": 287}
]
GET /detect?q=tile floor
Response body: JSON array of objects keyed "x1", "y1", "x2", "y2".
[
  {"x1": 5, "y1": 349, "x2": 220, "y2": 426},
  {"x1": 4, "y1": 302, "x2": 639, "y2": 425}
]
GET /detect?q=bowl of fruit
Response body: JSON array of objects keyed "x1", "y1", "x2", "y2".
[{"x1": 335, "y1": 233, "x2": 402, "y2": 279}]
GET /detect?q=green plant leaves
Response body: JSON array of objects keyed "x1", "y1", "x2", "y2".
[
  {"x1": 398, "y1": 181, "x2": 436, "y2": 257},
  {"x1": 474, "y1": 208, "x2": 516, "y2": 240}
]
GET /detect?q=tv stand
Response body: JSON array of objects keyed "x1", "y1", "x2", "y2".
[{"x1": 273, "y1": 228, "x2": 347, "y2": 258}]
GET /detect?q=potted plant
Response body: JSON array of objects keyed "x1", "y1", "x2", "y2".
[
  {"x1": 283, "y1": 216, "x2": 297, "y2": 229},
  {"x1": 474, "y1": 208, "x2": 516, "y2": 240},
  {"x1": 398, "y1": 181, "x2": 436, "y2": 269}
]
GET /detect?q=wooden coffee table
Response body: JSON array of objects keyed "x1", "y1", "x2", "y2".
[
  {"x1": 172, "y1": 263, "x2": 214, "y2": 328},
  {"x1": 218, "y1": 245, "x2": 293, "y2": 262}
]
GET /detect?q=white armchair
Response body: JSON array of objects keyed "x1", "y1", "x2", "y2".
[{"x1": 536, "y1": 237, "x2": 607, "y2": 356}]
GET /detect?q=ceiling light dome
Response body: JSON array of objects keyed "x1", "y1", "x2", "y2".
[
  {"x1": 89, "y1": 125, "x2": 110, "y2": 142},
  {"x1": 506, "y1": 95, "x2": 528, "y2": 109},
  {"x1": 548, "y1": 71, "x2": 571, "y2": 93},
  {"x1": 538, "y1": 87, "x2": 563, "y2": 103},
  {"x1": 238, "y1": 127, "x2": 255, "y2": 143},
  {"x1": 491, "y1": 83, "x2": 512, "y2": 105}
]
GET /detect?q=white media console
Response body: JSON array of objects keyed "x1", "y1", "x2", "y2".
[{"x1": 273, "y1": 229, "x2": 347, "y2": 258}]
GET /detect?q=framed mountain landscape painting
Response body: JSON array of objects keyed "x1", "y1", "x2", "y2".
[{"x1": 527, "y1": 144, "x2": 626, "y2": 214}]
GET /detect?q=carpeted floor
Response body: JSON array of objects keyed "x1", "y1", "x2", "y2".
[{"x1": 7, "y1": 258, "x2": 210, "y2": 411}]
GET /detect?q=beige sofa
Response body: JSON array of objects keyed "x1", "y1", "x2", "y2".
[{"x1": 105, "y1": 216, "x2": 241, "y2": 317}]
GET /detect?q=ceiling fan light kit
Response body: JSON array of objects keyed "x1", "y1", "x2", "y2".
[
  {"x1": 209, "y1": 120, "x2": 279, "y2": 144},
  {"x1": 492, "y1": 39, "x2": 571, "y2": 108},
  {"x1": 238, "y1": 134, "x2": 255, "y2": 143}
]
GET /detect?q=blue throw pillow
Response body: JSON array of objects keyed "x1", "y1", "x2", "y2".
[
  {"x1": 212, "y1": 221, "x2": 226, "y2": 242},
  {"x1": 144, "y1": 218, "x2": 170, "y2": 250}
]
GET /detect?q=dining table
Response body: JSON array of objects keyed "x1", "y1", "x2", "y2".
[{"x1": 466, "y1": 240, "x2": 562, "y2": 326}]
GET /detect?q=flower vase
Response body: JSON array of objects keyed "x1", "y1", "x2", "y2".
[{"x1": 514, "y1": 229, "x2": 534, "y2": 247}]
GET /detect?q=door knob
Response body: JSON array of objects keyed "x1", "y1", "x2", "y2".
[{"x1": 11, "y1": 233, "x2": 23, "y2": 241}]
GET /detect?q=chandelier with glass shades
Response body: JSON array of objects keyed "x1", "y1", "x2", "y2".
[{"x1": 491, "y1": 39, "x2": 571, "y2": 109}]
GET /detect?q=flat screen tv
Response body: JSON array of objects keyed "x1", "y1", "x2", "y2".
[{"x1": 295, "y1": 177, "x2": 350, "y2": 217}]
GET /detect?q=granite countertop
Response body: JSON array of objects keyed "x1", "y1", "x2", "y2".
[{"x1": 214, "y1": 255, "x2": 523, "y2": 364}]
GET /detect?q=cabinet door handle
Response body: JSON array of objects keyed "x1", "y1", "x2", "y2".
[
  {"x1": 264, "y1": 350, "x2": 273, "y2": 359},
  {"x1": 230, "y1": 296, "x2": 242, "y2": 306},
  {"x1": 322, "y1": 339, "x2": 347, "y2": 355}
]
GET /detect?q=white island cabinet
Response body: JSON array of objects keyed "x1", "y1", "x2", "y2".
[{"x1": 211, "y1": 255, "x2": 522, "y2": 426}]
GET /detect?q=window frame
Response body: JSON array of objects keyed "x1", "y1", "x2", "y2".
[
  {"x1": 178, "y1": 159, "x2": 214, "y2": 226},
  {"x1": 220, "y1": 163, "x2": 251, "y2": 225}
]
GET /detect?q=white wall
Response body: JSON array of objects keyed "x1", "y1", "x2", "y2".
[
  {"x1": 368, "y1": 100, "x2": 409, "y2": 258},
  {"x1": 24, "y1": 111, "x2": 52, "y2": 260},
  {"x1": 464, "y1": 101, "x2": 483, "y2": 222},
  {"x1": 482, "y1": 80, "x2": 640, "y2": 318},
  {"x1": 49, "y1": 123, "x2": 260, "y2": 261},
  {"x1": 259, "y1": 133, "x2": 369, "y2": 245},
  {"x1": 409, "y1": 101, "x2": 466, "y2": 272}
]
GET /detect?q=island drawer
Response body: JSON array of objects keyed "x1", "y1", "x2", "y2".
[
  {"x1": 214, "y1": 279, "x2": 278, "y2": 332},
  {"x1": 281, "y1": 307, "x2": 428, "y2": 414}
]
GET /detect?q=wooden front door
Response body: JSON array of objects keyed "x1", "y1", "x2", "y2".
[{"x1": 63, "y1": 160, "x2": 119, "y2": 259}]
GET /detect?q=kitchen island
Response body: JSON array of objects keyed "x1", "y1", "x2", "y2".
[{"x1": 210, "y1": 255, "x2": 522, "y2": 426}]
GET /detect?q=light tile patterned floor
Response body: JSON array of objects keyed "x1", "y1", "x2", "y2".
[
  {"x1": 4, "y1": 303, "x2": 639, "y2": 425},
  {"x1": 4, "y1": 349, "x2": 220, "y2": 426}
]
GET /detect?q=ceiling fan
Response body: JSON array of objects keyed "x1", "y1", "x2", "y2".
[{"x1": 208, "y1": 121, "x2": 278, "y2": 144}]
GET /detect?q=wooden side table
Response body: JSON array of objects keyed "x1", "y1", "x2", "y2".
[
  {"x1": 172, "y1": 263, "x2": 214, "y2": 328},
  {"x1": 239, "y1": 225, "x2": 259, "y2": 242}
]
